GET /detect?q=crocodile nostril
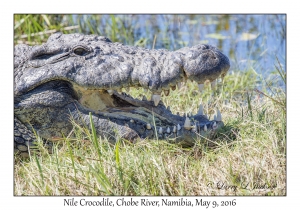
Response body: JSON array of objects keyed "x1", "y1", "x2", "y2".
[{"x1": 200, "y1": 44, "x2": 209, "y2": 50}]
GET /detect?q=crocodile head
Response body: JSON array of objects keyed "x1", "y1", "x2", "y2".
[{"x1": 14, "y1": 32, "x2": 230, "y2": 145}]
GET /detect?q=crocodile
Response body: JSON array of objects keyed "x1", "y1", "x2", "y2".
[{"x1": 14, "y1": 32, "x2": 230, "y2": 158}]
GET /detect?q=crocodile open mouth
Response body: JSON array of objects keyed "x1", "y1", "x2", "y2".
[{"x1": 71, "y1": 79, "x2": 224, "y2": 141}]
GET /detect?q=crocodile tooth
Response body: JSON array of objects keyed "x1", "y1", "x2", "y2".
[
  {"x1": 213, "y1": 122, "x2": 217, "y2": 129},
  {"x1": 173, "y1": 126, "x2": 177, "y2": 132},
  {"x1": 213, "y1": 115, "x2": 217, "y2": 121},
  {"x1": 192, "y1": 126, "x2": 197, "y2": 132},
  {"x1": 142, "y1": 95, "x2": 147, "y2": 101},
  {"x1": 159, "y1": 127, "x2": 163, "y2": 134},
  {"x1": 164, "y1": 89, "x2": 170, "y2": 96},
  {"x1": 204, "y1": 124, "x2": 208, "y2": 132},
  {"x1": 198, "y1": 84, "x2": 204, "y2": 92},
  {"x1": 211, "y1": 80, "x2": 217, "y2": 90},
  {"x1": 221, "y1": 73, "x2": 226, "y2": 82},
  {"x1": 198, "y1": 104, "x2": 204, "y2": 115},
  {"x1": 221, "y1": 77, "x2": 224, "y2": 83},
  {"x1": 146, "y1": 123, "x2": 151, "y2": 129},
  {"x1": 184, "y1": 117, "x2": 191, "y2": 130},
  {"x1": 167, "y1": 127, "x2": 171, "y2": 133},
  {"x1": 216, "y1": 108, "x2": 222, "y2": 121},
  {"x1": 152, "y1": 94, "x2": 161, "y2": 106},
  {"x1": 177, "y1": 82, "x2": 181, "y2": 89},
  {"x1": 107, "y1": 89, "x2": 114, "y2": 95},
  {"x1": 177, "y1": 124, "x2": 181, "y2": 131}
]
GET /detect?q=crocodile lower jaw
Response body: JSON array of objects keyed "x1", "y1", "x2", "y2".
[{"x1": 72, "y1": 80, "x2": 224, "y2": 135}]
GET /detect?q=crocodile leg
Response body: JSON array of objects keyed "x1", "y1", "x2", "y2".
[
  {"x1": 14, "y1": 117, "x2": 52, "y2": 158},
  {"x1": 14, "y1": 117, "x2": 36, "y2": 158}
]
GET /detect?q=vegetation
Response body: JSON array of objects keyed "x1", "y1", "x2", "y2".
[{"x1": 14, "y1": 15, "x2": 286, "y2": 196}]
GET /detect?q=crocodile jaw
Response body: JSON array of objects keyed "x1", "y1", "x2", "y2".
[
  {"x1": 14, "y1": 33, "x2": 229, "y2": 143},
  {"x1": 71, "y1": 82, "x2": 224, "y2": 142}
]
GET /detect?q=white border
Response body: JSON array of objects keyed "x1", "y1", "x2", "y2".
[{"x1": 2, "y1": 0, "x2": 297, "y2": 209}]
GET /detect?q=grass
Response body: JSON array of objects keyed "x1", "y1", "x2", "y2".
[{"x1": 14, "y1": 14, "x2": 286, "y2": 196}]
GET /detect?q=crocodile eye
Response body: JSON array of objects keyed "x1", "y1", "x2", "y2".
[{"x1": 73, "y1": 46, "x2": 89, "y2": 56}]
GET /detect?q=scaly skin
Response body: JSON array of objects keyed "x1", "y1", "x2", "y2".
[{"x1": 14, "y1": 32, "x2": 230, "y2": 158}]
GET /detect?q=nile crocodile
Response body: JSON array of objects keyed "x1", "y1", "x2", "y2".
[{"x1": 14, "y1": 32, "x2": 230, "y2": 158}]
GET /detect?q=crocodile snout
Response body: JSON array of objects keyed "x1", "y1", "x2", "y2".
[{"x1": 182, "y1": 44, "x2": 230, "y2": 85}]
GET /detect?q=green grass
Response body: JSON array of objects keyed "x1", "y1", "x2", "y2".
[
  {"x1": 14, "y1": 15, "x2": 138, "y2": 46},
  {"x1": 14, "y1": 14, "x2": 286, "y2": 196}
]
